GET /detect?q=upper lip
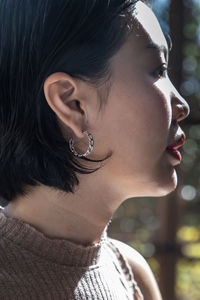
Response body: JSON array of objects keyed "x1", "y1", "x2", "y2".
[{"x1": 167, "y1": 133, "x2": 186, "y2": 150}]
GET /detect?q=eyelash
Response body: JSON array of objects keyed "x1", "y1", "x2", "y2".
[{"x1": 152, "y1": 64, "x2": 169, "y2": 79}]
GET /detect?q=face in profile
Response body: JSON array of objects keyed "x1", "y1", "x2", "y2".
[{"x1": 92, "y1": 1, "x2": 190, "y2": 198}]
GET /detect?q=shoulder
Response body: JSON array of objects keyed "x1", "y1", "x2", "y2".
[{"x1": 108, "y1": 238, "x2": 163, "y2": 300}]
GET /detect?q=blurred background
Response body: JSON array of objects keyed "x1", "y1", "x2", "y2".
[{"x1": 108, "y1": 1, "x2": 200, "y2": 299}]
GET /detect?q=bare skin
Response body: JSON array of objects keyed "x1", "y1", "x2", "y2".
[{"x1": 3, "y1": 0, "x2": 189, "y2": 269}]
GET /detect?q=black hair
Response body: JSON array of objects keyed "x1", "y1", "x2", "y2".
[{"x1": 0, "y1": 0, "x2": 139, "y2": 205}]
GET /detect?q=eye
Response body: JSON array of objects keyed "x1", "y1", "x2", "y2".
[{"x1": 152, "y1": 64, "x2": 169, "y2": 79}]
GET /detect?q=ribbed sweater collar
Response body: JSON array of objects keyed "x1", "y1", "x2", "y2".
[{"x1": 0, "y1": 208, "x2": 109, "y2": 267}]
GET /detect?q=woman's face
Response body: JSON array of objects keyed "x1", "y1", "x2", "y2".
[{"x1": 92, "y1": 1, "x2": 190, "y2": 198}]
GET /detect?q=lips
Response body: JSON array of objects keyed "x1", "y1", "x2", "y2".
[{"x1": 167, "y1": 133, "x2": 186, "y2": 150}]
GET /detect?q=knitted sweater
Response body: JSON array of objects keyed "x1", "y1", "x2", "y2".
[{"x1": 0, "y1": 208, "x2": 144, "y2": 300}]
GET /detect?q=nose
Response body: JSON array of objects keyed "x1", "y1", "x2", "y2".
[{"x1": 171, "y1": 88, "x2": 190, "y2": 123}]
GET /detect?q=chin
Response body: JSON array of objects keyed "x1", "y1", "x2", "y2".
[
  {"x1": 125, "y1": 167, "x2": 178, "y2": 198},
  {"x1": 156, "y1": 167, "x2": 178, "y2": 197},
  {"x1": 144, "y1": 167, "x2": 178, "y2": 197}
]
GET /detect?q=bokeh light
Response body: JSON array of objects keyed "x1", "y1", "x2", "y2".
[{"x1": 181, "y1": 185, "x2": 197, "y2": 201}]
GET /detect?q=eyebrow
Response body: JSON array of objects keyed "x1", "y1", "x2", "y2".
[
  {"x1": 145, "y1": 33, "x2": 173, "y2": 61},
  {"x1": 145, "y1": 43, "x2": 169, "y2": 60}
]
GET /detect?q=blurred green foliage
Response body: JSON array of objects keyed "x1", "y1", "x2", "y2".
[{"x1": 176, "y1": 259, "x2": 200, "y2": 300}]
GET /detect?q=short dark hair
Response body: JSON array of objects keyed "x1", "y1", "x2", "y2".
[{"x1": 0, "y1": 0, "x2": 139, "y2": 204}]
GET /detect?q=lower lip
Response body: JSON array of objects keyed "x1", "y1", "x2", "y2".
[{"x1": 166, "y1": 149, "x2": 182, "y2": 161}]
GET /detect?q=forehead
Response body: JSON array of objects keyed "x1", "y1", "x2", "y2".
[
  {"x1": 128, "y1": 1, "x2": 168, "y2": 52},
  {"x1": 109, "y1": 1, "x2": 169, "y2": 73}
]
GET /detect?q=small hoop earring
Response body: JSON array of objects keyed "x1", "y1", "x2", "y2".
[{"x1": 69, "y1": 130, "x2": 94, "y2": 157}]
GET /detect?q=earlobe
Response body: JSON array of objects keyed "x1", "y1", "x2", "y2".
[{"x1": 43, "y1": 72, "x2": 85, "y2": 139}]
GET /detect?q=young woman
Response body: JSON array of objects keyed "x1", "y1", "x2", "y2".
[{"x1": 0, "y1": 0, "x2": 190, "y2": 299}]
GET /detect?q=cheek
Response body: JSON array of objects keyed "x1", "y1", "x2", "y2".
[
  {"x1": 102, "y1": 76, "x2": 172, "y2": 166},
  {"x1": 117, "y1": 85, "x2": 171, "y2": 151},
  {"x1": 134, "y1": 81, "x2": 171, "y2": 144}
]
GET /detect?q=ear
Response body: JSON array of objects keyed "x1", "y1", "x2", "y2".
[{"x1": 43, "y1": 72, "x2": 88, "y2": 139}]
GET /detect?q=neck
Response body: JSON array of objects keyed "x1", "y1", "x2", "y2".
[{"x1": 3, "y1": 171, "x2": 125, "y2": 246}]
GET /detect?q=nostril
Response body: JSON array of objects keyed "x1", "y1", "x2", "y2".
[{"x1": 172, "y1": 120, "x2": 178, "y2": 128}]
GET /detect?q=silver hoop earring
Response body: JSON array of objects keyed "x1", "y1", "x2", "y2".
[{"x1": 69, "y1": 130, "x2": 94, "y2": 157}]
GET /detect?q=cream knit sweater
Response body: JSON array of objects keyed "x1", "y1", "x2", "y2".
[{"x1": 0, "y1": 208, "x2": 144, "y2": 299}]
